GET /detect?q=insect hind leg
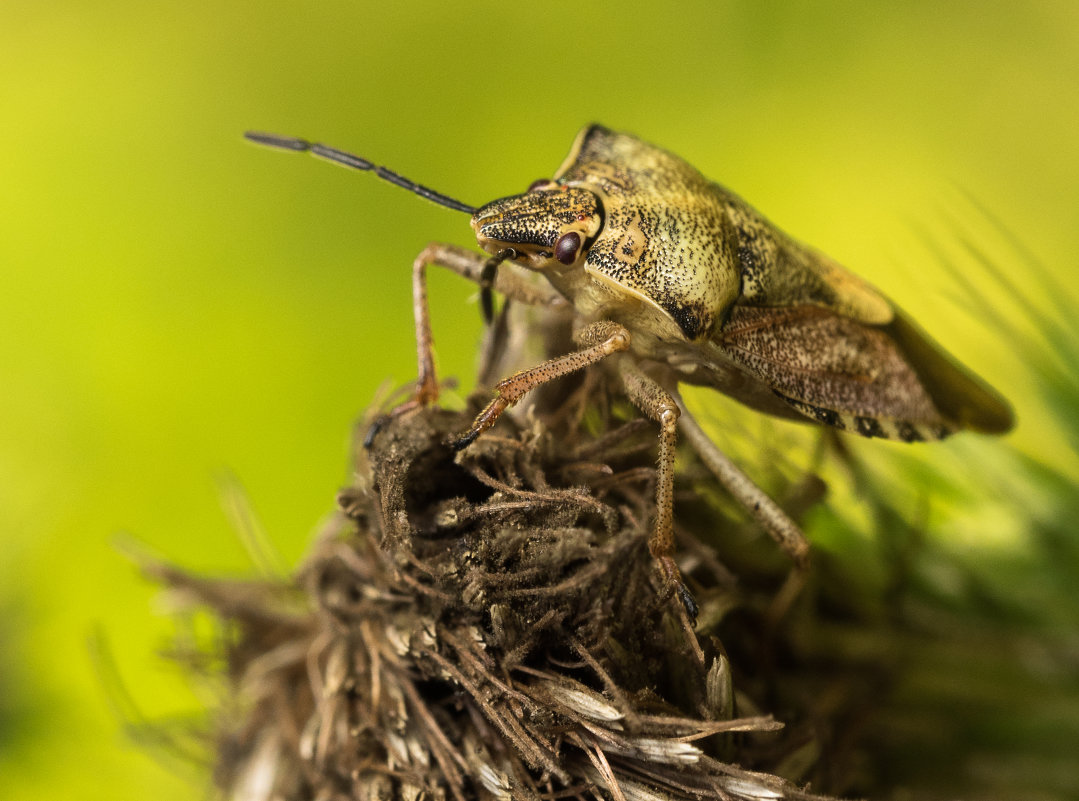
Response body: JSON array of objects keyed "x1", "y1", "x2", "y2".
[{"x1": 672, "y1": 388, "x2": 810, "y2": 570}]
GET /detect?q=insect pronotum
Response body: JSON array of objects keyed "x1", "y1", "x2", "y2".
[{"x1": 245, "y1": 126, "x2": 1014, "y2": 613}]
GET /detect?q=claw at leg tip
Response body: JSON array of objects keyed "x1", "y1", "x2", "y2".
[
  {"x1": 656, "y1": 555, "x2": 698, "y2": 624},
  {"x1": 677, "y1": 583, "x2": 699, "y2": 624},
  {"x1": 447, "y1": 429, "x2": 479, "y2": 451},
  {"x1": 362, "y1": 414, "x2": 390, "y2": 449}
]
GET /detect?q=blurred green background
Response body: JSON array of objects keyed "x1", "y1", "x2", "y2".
[{"x1": 1, "y1": 2, "x2": 1077, "y2": 799}]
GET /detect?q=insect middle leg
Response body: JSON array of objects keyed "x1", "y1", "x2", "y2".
[{"x1": 617, "y1": 362, "x2": 697, "y2": 616}]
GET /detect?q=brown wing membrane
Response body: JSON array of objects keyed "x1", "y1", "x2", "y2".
[
  {"x1": 884, "y1": 311, "x2": 1015, "y2": 434},
  {"x1": 718, "y1": 305, "x2": 1013, "y2": 442}
]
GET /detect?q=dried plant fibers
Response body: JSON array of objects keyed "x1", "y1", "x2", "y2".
[{"x1": 147, "y1": 306, "x2": 889, "y2": 800}]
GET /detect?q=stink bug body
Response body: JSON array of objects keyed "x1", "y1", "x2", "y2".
[{"x1": 246, "y1": 125, "x2": 1014, "y2": 605}]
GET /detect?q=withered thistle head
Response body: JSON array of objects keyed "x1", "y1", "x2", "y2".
[{"x1": 148, "y1": 380, "x2": 856, "y2": 801}]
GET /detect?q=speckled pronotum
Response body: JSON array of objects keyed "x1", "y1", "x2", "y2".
[{"x1": 245, "y1": 125, "x2": 1014, "y2": 609}]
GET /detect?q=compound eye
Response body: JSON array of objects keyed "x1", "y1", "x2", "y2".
[
  {"x1": 554, "y1": 231, "x2": 581, "y2": 265},
  {"x1": 528, "y1": 179, "x2": 550, "y2": 192}
]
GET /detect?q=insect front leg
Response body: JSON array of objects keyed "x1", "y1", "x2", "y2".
[
  {"x1": 408, "y1": 243, "x2": 464, "y2": 408},
  {"x1": 408, "y1": 242, "x2": 570, "y2": 408},
  {"x1": 366, "y1": 244, "x2": 571, "y2": 449},
  {"x1": 411, "y1": 242, "x2": 567, "y2": 310},
  {"x1": 362, "y1": 244, "x2": 486, "y2": 448},
  {"x1": 449, "y1": 320, "x2": 631, "y2": 450}
]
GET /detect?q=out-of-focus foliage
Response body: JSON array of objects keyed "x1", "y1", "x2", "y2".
[{"x1": 0, "y1": 2, "x2": 1075, "y2": 799}]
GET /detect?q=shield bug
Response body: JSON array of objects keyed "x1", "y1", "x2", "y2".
[{"x1": 245, "y1": 126, "x2": 1014, "y2": 609}]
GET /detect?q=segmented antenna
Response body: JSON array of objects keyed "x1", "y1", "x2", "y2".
[{"x1": 244, "y1": 131, "x2": 478, "y2": 215}]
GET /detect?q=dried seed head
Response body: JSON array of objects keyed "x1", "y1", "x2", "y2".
[{"x1": 149, "y1": 308, "x2": 865, "y2": 800}]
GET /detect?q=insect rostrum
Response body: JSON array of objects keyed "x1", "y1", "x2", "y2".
[{"x1": 246, "y1": 124, "x2": 1014, "y2": 604}]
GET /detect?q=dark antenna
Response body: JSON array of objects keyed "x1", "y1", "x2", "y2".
[{"x1": 244, "y1": 131, "x2": 478, "y2": 215}]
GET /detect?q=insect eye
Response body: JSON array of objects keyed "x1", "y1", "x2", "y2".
[
  {"x1": 528, "y1": 179, "x2": 550, "y2": 192},
  {"x1": 554, "y1": 232, "x2": 581, "y2": 265}
]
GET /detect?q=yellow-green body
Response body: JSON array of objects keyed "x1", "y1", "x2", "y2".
[
  {"x1": 472, "y1": 125, "x2": 1014, "y2": 442},
  {"x1": 246, "y1": 123, "x2": 1015, "y2": 601}
]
